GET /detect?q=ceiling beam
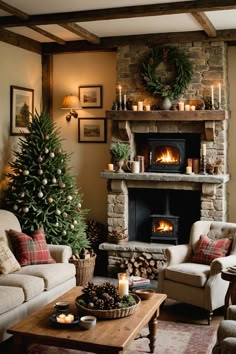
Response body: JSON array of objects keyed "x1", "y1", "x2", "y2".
[
  {"x1": 41, "y1": 28, "x2": 236, "y2": 55},
  {"x1": 28, "y1": 25, "x2": 66, "y2": 45},
  {"x1": 0, "y1": 0, "x2": 29, "y2": 20},
  {"x1": 0, "y1": 28, "x2": 41, "y2": 53},
  {"x1": 191, "y1": 12, "x2": 217, "y2": 37},
  {"x1": 0, "y1": 1, "x2": 235, "y2": 27},
  {"x1": 60, "y1": 23, "x2": 100, "y2": 44}
]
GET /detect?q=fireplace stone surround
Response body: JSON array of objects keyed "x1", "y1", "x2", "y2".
[{"x1": 99, "y1": 41, "x2": 230, "y2": 277}]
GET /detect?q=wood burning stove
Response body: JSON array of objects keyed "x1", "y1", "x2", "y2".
[
  {"x1": 148, "y1": 138, "x2": 186, "y2": 173},
  {"x1": 150, "y1": 191, "x2": 179, "y2": 244}
]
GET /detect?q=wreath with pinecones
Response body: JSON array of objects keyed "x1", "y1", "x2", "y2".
[{"x1": 141, "y1": 46, "x2": 192, "y2": 99}]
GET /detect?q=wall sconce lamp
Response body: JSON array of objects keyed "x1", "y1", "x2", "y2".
[{"x1": 61, "y1": 94, "x2": 82, "y2": 122}]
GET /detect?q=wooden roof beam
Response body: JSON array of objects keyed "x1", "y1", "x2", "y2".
[
  {"x1": 1, "y1": 1, "x2": 236, "y2": 27},
  {"x1": 28, "y1": 25, "x2": 66, "y2": 45},
  {"x1": 60, "y1": 23, "x2": 100, "y2": 44},
  {"x1": 0, "y1": 28, "x2": 41, "y2": 53},
  {"x1": 0, "y1": 0, "x2": 29, "y2": 20},
  {"x1": 191, "y1": 12, "x2": 217, "y2": 37}
]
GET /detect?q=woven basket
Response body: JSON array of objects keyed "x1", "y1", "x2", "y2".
[
  {"x1": 69, "y1": 255, "x2": 96, "y2": 286},
  {"x1": 75, "y1": 293, "x2": 141, "y2": 319}
]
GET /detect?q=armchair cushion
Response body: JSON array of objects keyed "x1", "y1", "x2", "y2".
[
  {"x1": 165, "y1": 262, "x2": 210, "y2": 287},
  {"x1": 192, "y1": 235, "x2": 232, "y2": 265},
  {"x1": 8, "y1": 227, "x2": 56, "y2": 266}
]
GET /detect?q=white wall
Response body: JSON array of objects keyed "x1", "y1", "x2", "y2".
[
  {"x1": 228, "y1": 47, "x2": 236, "y2": 222},
  {"x1": 0, "y1": 42, "x2": 42, "y2": 195},
  {"x1": 53, "y1": 52, "x2": 117, "y2": 224}
]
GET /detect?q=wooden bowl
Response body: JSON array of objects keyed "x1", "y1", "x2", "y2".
[{"x1": 133, "y1": 289, "x2": 155, "y2": 300}]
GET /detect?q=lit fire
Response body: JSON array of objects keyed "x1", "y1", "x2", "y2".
[
  {"x1": 154, "y1": 220, "x2": 173, "y2": 233},
  {"x1": 155, "y1": 147, "x2": 178, "y2": 164}
]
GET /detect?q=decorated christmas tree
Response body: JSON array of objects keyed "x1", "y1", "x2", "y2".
[{"x1": 3, "y1": 111, "x2": 90, "y2": 255}]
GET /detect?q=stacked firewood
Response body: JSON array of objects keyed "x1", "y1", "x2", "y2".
[{"x1": 118, "y1": 252, "x2": 166, "y2": 280}]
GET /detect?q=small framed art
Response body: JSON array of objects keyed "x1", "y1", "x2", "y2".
[
  {"x1": 78, "y1": 118, "x2": 107, "y2": 143},
  {"x1": 79, "y1": 85, "x2": 102, "y2": 108},
  {"x1": 10, "y1": 85, "x2": 34, "y2": 136}
]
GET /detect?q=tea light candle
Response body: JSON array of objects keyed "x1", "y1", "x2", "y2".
[
  {"x1": 190, "y1": 105, "x2": 195, "y2": 111},
  {"x1": 118, "y1": 273, "x2": 129, "y2": 297},
  {"x1": 132, "y1": 105, "x2": 138, "y2": 111},
  {"x1": 145, "y1": 105, "x2": 151, "y2": 111},
  {"x1": 138, "y1": 101, "x2": 143, "y2": 111},
  {"x1": 185, "y1": 104, "x2": 190, "y2": 111},
  {"x1": 108, "y1": 163, "x2": 114, "y2": 171},
  {"x1": 202, "y1": 143, "x2": 206, "y2": 156},
  {"x1": 186, "y1": 166, "x2": 192, "y2": 174},
  {"x1": 178, "y1": 102, "x2": 184, "y2": 111}
]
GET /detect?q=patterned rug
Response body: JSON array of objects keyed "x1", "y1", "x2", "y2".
[{"x1": 28, "y1": 320, "x2": 217, "y2": 354}]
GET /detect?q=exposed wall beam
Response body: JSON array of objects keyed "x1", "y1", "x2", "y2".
[
  {"x1": 60, "y1": 23, "x2": 100, "y2": 44},
  {"x1": 0, "y1": 1, "x2": 235, "y2": 27},
  {"x1": 191, "y1": 12, "x2": 217, "y2": 37},
  {"x1": 42, "y1": 54, "x2": 53, "y2": 117}
]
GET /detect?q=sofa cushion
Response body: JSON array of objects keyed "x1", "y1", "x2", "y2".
[
  {"x1": 0, "y1": 273, "x2": 45, "y2": 301},
  {"x1": 0, "y1": 238, "x2": 21, "y2": 274},
  {"x1": 165, "y1": 262, "x2": 210, "y2": 287},
  {"x1": 192, "y1": 235, "x2": 232, "y2": 265},
  {"x1": 17, "y1": 263, "x2": 76, "y2": 290},
  {"x1": 8, "y1": 227, "x2": 56, "y2": 266},
  {"x1": 0, "y1": 286, "x2": 25, "y2": 315}
]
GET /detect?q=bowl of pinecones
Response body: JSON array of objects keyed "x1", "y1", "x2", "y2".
[{"x1": 75, "y1": 281, "x2": 141, "y2": 319}]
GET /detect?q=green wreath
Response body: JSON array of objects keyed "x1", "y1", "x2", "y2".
[{"x1": 141, "y1": 46, "x2": 192, "y2": 99}]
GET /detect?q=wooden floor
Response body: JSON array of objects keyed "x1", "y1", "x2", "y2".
[{"x1": 0, "y1": 276, "x2": 223, "y2": 353}]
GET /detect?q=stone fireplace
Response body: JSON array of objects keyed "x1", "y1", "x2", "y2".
[{"x1": 99, "y1": 41, "x2": 230, "y2": 277}]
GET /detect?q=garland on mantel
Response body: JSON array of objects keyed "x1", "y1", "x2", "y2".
[{"x1": 141, "y1": 46, "x2": 192, "y2": 99}]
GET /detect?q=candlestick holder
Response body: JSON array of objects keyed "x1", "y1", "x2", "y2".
[
  {"x1": 200, "y1": 155, "x2": 207, "y2": 174},
  {"x1": 119, "y1": 100, "x2": 123, "y2": 110}
]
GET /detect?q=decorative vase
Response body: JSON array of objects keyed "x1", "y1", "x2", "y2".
[
  {"x1": 161, "y1": 97, "x2": 172, "y2": 110},
  {"x1": 116, "y1": 159, "x2": 125, "y2": 173}
]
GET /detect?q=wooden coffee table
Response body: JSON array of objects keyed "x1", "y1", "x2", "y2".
[{"x1": 8, "y1": 286, "x2": 167, "y2": 354}]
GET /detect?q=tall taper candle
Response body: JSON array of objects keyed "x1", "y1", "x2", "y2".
[
  {"x1": 219, "y1": 83, "x2": 221, "y2": 108},
  {"x1": 211, "y1": 85, "x2": 214, "y2": 109},
  {"x1": 118, "y1": 85, "x2": 122, "y2": 103}
]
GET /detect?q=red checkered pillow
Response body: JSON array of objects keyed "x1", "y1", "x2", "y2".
[
  {"x1": 8, "y1": 227, "x2": 56, "y2": 266},
  {"x1": 192, "y1": 234, "x2": 232, "y2": 265}
]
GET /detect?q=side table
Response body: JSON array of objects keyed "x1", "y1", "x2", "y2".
[{"x1": 221, "y1": 269, "x2": 236, "y2": 318}]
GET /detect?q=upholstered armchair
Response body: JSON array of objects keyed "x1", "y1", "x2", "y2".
[
  {"x1": 212, "y1": 305, "x2": 236, "y2": 353},
  {"x1": 158, "y1": 220, "x2": 236, "y2": 324}
]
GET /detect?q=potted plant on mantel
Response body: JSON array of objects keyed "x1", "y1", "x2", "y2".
[{"x1": 110, "y1": 142, "x2": 131, "y2": 173}]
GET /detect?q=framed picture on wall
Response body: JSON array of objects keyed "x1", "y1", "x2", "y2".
[
  {"x1": 79, "y1": 85, "x2": 102, "y2": 108},
  {"x1": 10, "y1": 85, "x2": 34, "y2": 136},
  {"x1": 78, "y1": 118, "x2": 107, "y2": 143}
]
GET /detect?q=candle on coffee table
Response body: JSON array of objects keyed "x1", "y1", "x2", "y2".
[{"x1": 118, "y1": 273, "x2": 129, "y2": 297}]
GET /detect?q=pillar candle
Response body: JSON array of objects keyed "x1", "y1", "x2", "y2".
[
  {"x1": 118, "y1": 273, "x2": 129, "y2": 297},
  {"x1": 138, "y1": 101, "x2": 143, "y2": 111},
  {"x1": 185, "y1": 104, "x2": 190, "y2": 111},
  {"x1": 132, "y1": 105, "x2": 137, "y2": 111},
  {"x1": 108, "y1": 163, "x2": 114, "y2": 171},
  {"x1": 211, "y1": 85, "x2": 214, "y2": 108},
  {"x1": 190, "y1": 105, "x2": 195, "y2": 111},
  {"x1": 145, "y1": 105, "x2": 151, "y2": 111},
  {"x1": 202, "y1": 143, "x2": 206, "y2": 156},
  {"x1": 178, "y1": 102, "x2": 184, "y2": 111},
  {"x1": 219, "y1": 83, "x2": 221, "y2": 107},
  {"x1": 186, "y1": 166, "x2": 192, "y2": 174}
]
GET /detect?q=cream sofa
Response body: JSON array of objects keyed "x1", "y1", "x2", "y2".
[
  {"x1": 213, "y1": 305, "x2": 236, "y2": 353},
  {"x1": 0, "y1": 209, "x2": 76, "y2": 343}
]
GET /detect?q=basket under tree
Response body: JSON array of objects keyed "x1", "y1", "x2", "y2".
[{"x1": 3, "y1": 111, "x2": 96, "y2": 285}]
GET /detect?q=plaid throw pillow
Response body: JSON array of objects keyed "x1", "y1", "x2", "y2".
[
  {"x1": 192, "y1": 234, "x2": 232, "y2": 265},
  {"x1": 0, "y1": 237, "x2": 21, "y2": 274},
  {"x1": 8, "y1": 227, "x2": 56, "y2": 266}
]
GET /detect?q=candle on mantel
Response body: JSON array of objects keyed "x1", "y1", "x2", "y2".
[
  {"x1": 118, "y1": 85, "x2": 122, "y2": 103},
  {"x1": 124, "y1": 94, "x2": 126, "y2": 105},
  {"x1": 219, "y1": 83, "x2": 221, "y2": 108},
  {"x1": 118, "y1": 273, "x2": 129, "y2": 297},
  {"x1": 202, "y1": 143, "x2": 206, "y2": 156},
  {"x1": 186, "y1": 166, "x2": 192, "y2": 174},
  {"x1": 211, "y1": 85, "x2": 214, "y2": 109}
]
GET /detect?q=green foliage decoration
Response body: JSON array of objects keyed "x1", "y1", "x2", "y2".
[
  {"x1": 110, "y1": 142, "x2": 131, "y2": 161},
  {"x1": 3, "y1": 111, "x2": 90, "y2": 255},
  {"x1": 141, "y1": 46, "x2": 192, "y2": 99}
]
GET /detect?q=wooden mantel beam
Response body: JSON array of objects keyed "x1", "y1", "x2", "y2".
[{"x1": 0, "y1": 1, "x2": 235, "y2": 27}]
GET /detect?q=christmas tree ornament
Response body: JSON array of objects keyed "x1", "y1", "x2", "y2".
[
  {"x1": 52, "y1": 177, "x2": 57, "y2": 183},
  {"x1": 23, "y1": 207, "x2": 29, "y2": 213},
  {"x1": 13, "y1": 204, "x2": 18, "y2": 211},
  {"x1": 20, "y1": 192, "x2": 25, "y2": 198},
  {"x1": 42, "y1": 178, "x2": 48, "y2": 185},
  {"x1": 38, "y1": 169, "x2": 43, "y2": 175},
  {"x1": 23, "y1": 170, "x2": 29, "y2": 176},
  {"x1": 70, "y1": 224, "x2": 75, "y2": 230},
  {"x1": 62, "y1": 230, "x2": 67, "y2": 236},
  {"x1": 47, "y1": 197, "x2": 53, "y2": 203},
  {"x1": 49, "y1": 152, "x2": 55, "y2": 158},
  {"x1": 73, "y1": 220, "x2": 78, "y2": 225},
  {"x1": 55, "y1": 209, "x2": 61, "y2": 215},
  {"x1": 57, "y1": 169, "x2": 62, "y2": 175},
  {"x1": 38, "y1": 191, "x2": 44, "y2": 198},
  {"x1": 37, "y1": 156, "x2": 43, "y2": 163},
  {"x1": 55, "y1": 222, "x2": 59, "y2": 227},
  {"x1": 67, "y1": 195, "x2": 73, "y2": 201},
  {"x1": 44, "y1": 148, "x2": 49, "y2": 154},
  {"x1": 78, "y1": 203, "x2": 82, "y2": 208},
  {"x1": 55, "y1": 148, "x2": 61, "y2": 154},
  {"x1": 59, "y1": 182, "x2": 65, "y2": 188},
  {"x1": 45, "y1": 135, "x2": 50, "y2": 140},
  {"x1": 63, "y1": 212, "x2": 68, "y2": 217}
]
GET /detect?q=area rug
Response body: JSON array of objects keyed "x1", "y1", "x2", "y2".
[{"x1": 28, "y1": 320, "x2": 217, "y2": 354}]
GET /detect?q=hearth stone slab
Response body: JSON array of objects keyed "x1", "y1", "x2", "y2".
[{"x1": 99, "y1": 242, "x2": 171, "y2": 278}]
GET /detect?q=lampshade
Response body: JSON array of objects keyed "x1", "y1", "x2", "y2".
[{"x1": 61, "y1": 95, "x2": 82, "y2": 110}]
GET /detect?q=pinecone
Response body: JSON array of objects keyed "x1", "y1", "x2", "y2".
[
  {"x1": 103, "y1": 282, "x2": 118, "y2": 297},
  {"x1": 95, "y1": 298, "x2": 105, "y2": 310},
  {"x1": 101, "y1": 293, "x2": 115, "y2": 309}
]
